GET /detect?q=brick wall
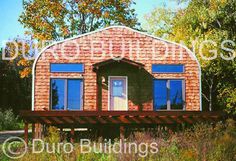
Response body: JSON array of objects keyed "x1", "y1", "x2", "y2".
[{"x1": 34, "y1": 27, "x2": 200, "y2": 111}]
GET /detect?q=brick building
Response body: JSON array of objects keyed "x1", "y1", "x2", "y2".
[
  {"x1": 20, "y1": 26, "x2": 224, "y2": 143},
  {"x1": 33, "y1": 26, "x2": 201, "y2": 112}
]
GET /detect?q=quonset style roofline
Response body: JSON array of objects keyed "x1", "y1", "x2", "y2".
[{"x1": 31, "y1": 26, "x2": 202, "y2": 111}]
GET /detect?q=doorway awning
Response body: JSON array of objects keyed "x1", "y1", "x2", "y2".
[{"x1": 93, "y1": 57, "x2": 144, "y2": 71}]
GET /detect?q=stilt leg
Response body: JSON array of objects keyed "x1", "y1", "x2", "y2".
[
  {"x1": 70, "y1": 128, "x2": 75, "y2": 143},
  {"x1": 35, "y1": 123, "x2": 42, "y2": 139},
  {"x1": 24, "y1": 122, "x2": 28, "y2": 145},
  {"x1": 32, "y1": 123, "x2": 35, "y2": 140},
  {"x1": 120, "y1": 125, "x2": 125, "y2": 139},
  {"x1": 60, "y1": 127, "x2": 63, "y2": 142}
]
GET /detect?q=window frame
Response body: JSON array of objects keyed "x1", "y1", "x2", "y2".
[
  {"x1": 153, "y1": 78, "x2": 185, "y2": 111},
  {"x1": 50, "y1": 78, "x2": 84, "y2": 111},
  {"x1": 152, "y1": 64, "x2": 185, "y2": 73},
  {"x1": 50, "y1": 63, "x2": 85, "y2": 73}
]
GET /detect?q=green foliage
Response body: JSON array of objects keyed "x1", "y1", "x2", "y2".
[
  {"x1": 44, "y1": 126, "x2": 61, "y2": 144},
  {"x1": 77, "y1": 153, "x2": 115, "y2": 161},
  {"x1": 0, "y1": 120, "x2": 235, "y2": 160},
  {"x1": 144, "y1": 7, "x2": 175, "y2": 39},
  {"x1": 0, "y1": 109, "x2": 22, "y2": 131},
  {"x1": 0, "y1": 51, "x2": 31, "y2": 110},
  {"x1": 0, "y1": 142, "x2": 24, "y2": 161},
  {"x1": 144, "y1": 0, "x2": 236, "y2": 113},
  {"x1": 2, "y1": 38, "x2": 35, "y2": 78},
  {"x1": 6, "y1": 0, "x2": 140, "y2": 80},
  {"x1": 19, "y1": 0, "x2": 139, "y2": 41},
  {"x1": 218, "y1": 85, "x2": 236, "y2": 114}
]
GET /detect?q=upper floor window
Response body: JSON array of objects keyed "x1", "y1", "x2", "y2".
[
  {"x1": 152, "y1": 64, "x2": 184, "y2": 73},
  {"x1": 51, "y1": 79, "x2": 83, "y2": 110},
  {"x1": 50, "y1": 63, "x2": 84, "y2": 72}
]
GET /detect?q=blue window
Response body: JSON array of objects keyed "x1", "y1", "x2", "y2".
[
  {"x1": 51, "y1": 79, "x2": 83, "y2": 110},
  {"x1": 153, "y1": 80, "x2": 168, "y2": 110},
  {"x1": 153, "y1": 79, "x2": 184, "y2": 110},
  {"x1": 67, "y1": 80, "x2": 83, "y2": 110},
  {"x1": 51, "y1": 79, "x2": 65, "y2": 110},
  {"x1": 112, "y1": 80, "x2": 124, "y2": 97},
  {"x1": 152, "y1": 64, "x2": 184, "y2": 73},
  {"x1": 170, "y1": 80, "x2": 183, "y2": 109},
  {"x1": 50, "y1": 63, "x2": 84, "y2": 72}
]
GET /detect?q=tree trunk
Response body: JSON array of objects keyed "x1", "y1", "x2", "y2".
[{"x1": 209, "y1": 85, "x2": 213, "y2": 111}]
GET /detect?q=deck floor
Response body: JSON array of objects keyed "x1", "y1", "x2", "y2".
[{"x1": 20, "y1": 111, "x2": 225, "y2": 126}]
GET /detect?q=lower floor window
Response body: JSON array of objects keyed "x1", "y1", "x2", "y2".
[
  {"x1": 51, "y1": 79, "x2": 83, "y2": 110},
  {"x1": 153, "y1": 79, "x2": 185, "y2": 110}
]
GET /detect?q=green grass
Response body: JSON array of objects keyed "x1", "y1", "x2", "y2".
[{"x1": 0, "y1": 109, "x2": 23, "y2": 131}]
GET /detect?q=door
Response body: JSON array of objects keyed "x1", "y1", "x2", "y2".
[{"x1": 109, "y1": 76, "x2": 128, "y2": 111}]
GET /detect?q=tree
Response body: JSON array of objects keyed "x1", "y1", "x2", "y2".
[
  {"x1": 19, "y1": 0, "x2": 139, "y2": 41},
  {"x1": 143, "y1": 7, "x2": 175, "y2": 39},
  {"x1": 3, "y1": 37, "x2": 36, "y2": 78},
  {"x1": 13, "y1": 0, "x2": 139, "y2": 79},
  {"x1": 51, "y1": 81, "x2": 59, "y2": 108},
  {"x1": 0, "y1": 47, "x2": 31, "y2": 112},
  {"x1": 1, "y1": 0, "x2": 140, "y2": 112},
  {"x1": 144, "y1": 0, "x2": 236, "y2": 114}
]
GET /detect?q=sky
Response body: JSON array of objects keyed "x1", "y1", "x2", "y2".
[
  {"x1": 0, "y1": 1, "x2": 26, "y2": 46},
  {"x1": 0, "y1": 0, "x2": 182, "y2": 47}
]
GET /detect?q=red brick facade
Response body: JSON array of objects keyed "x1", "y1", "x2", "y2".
[{"x1": 33, "y1": 26, "x2": 201, "y2": 111}]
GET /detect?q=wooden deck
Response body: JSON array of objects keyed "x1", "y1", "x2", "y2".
[
  {"x1": 20, "y1": 110, "x2": 226, "y2": 144},
  {"x1": 20, "y1": 111, "x2": 225, "y2": 126}
]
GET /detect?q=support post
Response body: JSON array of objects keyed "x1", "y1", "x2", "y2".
[
  {"x1": 35, "y1": 123, "x2": 42, "y2": 139},
  {"x1": 24, "y1": 122, "x2": 28, "y2": 145},
  {"x1": 60, "y1": 127, "x2": 63, "y2": 142},
  {"x1": 32, "y1": 123, "x2": 35, "y2": 140},
  {"x1": 70, "y1": 128, "x2": 75, "y2": 143},
  {"x1": 120, "y1": 125, "x2": 125, "y2": 139}
]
